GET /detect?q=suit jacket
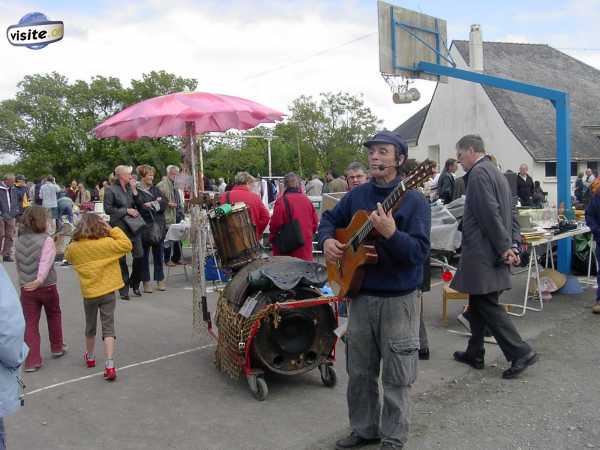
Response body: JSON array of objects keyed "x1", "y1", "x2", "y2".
[
  {"x1": 157, "y1": 179, "x2": 183, "y2": 226},
  {"x1": 0, "y1": 183, "x2": 18, "y2": 219},
  {"x1": 451, "y1": 157, "x2": 520, "y2": 295}
]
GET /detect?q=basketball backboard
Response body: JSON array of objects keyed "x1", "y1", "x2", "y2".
[{"x1": 378, "y1": 1, "x2": 451, "y2": 83}]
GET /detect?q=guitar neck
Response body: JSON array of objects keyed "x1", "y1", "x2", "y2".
[
  {"x1": 350, "y1": 161, "x2": 433, "y2": 247},
  {"x1": 353, "y1": 179, "x2": 408, "y2": 245}
]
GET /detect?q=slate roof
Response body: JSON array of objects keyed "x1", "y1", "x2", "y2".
[
  {"x1": 393, "y1": 104, "x2": 429, "y2": 145},
  {"x1": 452, "y1": 40, "x2": 600, "y2": 161}
]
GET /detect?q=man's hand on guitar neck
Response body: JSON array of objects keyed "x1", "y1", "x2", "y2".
[
  {"x1": 370, "y1": 202, "x2": 397, "y2": 239},
  {"x1": 324, "y1": 238, "x2": 346, "y2": 262}
]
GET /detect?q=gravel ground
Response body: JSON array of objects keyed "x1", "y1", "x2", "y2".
[
  {"x1": 310, "y1": 306, "x2": 599, "y2": 450},
  {"x1": 406, "y1": 308, "x2": 599, "y2": 450}
]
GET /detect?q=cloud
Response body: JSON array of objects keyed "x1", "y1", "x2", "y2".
[
  {"x1": 1, "y1": 0, "x2": 599, "y2": 138},
  {"x1": 1, "y1": 0, "x2": 423, "y2": 131}
]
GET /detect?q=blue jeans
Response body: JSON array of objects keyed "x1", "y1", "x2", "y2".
[
  {"x1": 142, "y1": 241, "x2": 165, "y2": 282},
  {"x1": 0, "y1": 417, "x2": 6, "y2": 450},
  {"x1": 58, "y1": 204, "x2": 73, "y2": 224}
]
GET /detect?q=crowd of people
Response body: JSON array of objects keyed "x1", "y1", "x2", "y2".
[{"x1": 2, "y1": 129, "x2": 600, "y2": 450}]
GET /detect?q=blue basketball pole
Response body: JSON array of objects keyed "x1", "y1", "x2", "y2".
[{"x1": 416, "y1": 61, "x2": 572, "y2": 273}]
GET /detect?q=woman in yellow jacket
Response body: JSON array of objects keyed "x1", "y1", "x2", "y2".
[{"x1": 65, "y1": 213, "x2": 132, "y2": 381}]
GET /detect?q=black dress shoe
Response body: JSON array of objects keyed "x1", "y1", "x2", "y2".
[
  {"x1": 418, "y1": 348, "x2": 430, "y2": 360},
  {"x1": 335, "y1": 432, "x2": 380, "y2": 449},
  {"x1": 453, "y1": 351, "x2": 484, "y2": 370},
  {"x1": 120, "y1": 295, "x2": 130, "y2": 301},
  {"x1": 502, "y1": 351, "x2": 538, "y2": 379},
  {"x1": 132, "y1": 288, "x2": 142, "y2": 297}
]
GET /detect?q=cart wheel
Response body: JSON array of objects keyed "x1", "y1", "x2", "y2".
[
  {"x1": 247, "y1": 375, "x2": 269, "y2": 401},
  {"x1": 319, "y1": 364, "x2": 337, "y2": 388},
  {"x1": 254, "y1": 377, "x2": 269, "y2": 401}
]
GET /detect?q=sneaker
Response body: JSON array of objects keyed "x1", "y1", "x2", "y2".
[
  {"x1": 156, "y1": 280, "x2": 167, "y2": 291},
  {"x1": 84, "y1": 352, "x2": 96, "y2": 368},
  {"x1": 143, "y1": 282, "x2": 153, "y2": 293},
  {"x1": 104, "y1": 367, "x2": 117, "y2": 381},
  {"x1": 52, "y1": 344, "x2": 69, "y2": 358},
  {"x1": 24, "y1": 366, "x2": 40, "y2": 373},
  {"x1": 592, "y1": 301, "x2": 600, "y2": 314}
]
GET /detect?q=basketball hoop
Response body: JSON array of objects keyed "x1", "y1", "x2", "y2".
[{"x1": 382, "y1": 74, "x2": 421, "y2": 104}]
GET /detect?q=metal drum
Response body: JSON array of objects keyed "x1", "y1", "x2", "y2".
[
  {"x1": 209, "y1": 203, "x2": 260, "y2": 270},
  {"x1": 222, "y1": 256, "x2": 337, "y2": 376}
]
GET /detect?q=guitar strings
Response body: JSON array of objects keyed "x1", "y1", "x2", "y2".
[{"x1": 348, "y1": 162, "x2": 432, "y2": 247}]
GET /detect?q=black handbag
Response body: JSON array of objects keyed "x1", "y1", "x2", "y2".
[
  {"x1": 142, "y1": 210, "x2": 163, "y2": 246},
  {"x1": 274, "y1": 195, "x2": 304, "y2": 253},
  {"x1": 122, "y1": 214, "x2": 146, "y2": 235}
]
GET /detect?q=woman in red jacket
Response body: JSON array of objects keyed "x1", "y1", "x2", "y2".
[{"x1": 269, "y1": 173, "x2": 318, "y2": 261}]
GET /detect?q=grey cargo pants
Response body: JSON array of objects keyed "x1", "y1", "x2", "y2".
[{"x1": 346, "y1": 291, "x2": 420, "y2": 448}]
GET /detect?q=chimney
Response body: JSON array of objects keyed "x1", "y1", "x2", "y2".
[{"x1": 469, "y1": 24, "x2": 483, "y2": 72}]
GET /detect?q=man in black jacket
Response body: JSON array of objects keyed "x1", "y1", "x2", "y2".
[
  {"x1": 516, "y1": 164, "x2": 534, "y2": 206},
  {"x1": 0, "y1": 174, "x2": 18, "y2": 262}
]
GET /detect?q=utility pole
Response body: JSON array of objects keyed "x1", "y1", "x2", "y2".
[{"x1": 296, "y1": 131, "x2": 303, "y2": 177}]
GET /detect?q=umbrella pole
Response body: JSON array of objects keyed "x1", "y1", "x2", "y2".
[
  {"x1": 199, "y1": 136, "x2": 205, "y2": 192},
  {"x1": 186, "y1": 123, "x2": 207, "y2": 335},
  {"x1": 187, "y1": 122, "x2": 198, "y2": 196}
]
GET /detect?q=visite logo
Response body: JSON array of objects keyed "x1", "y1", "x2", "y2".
[{"x1": 7, "y1": 12, "x2": 64, "y2": 50}]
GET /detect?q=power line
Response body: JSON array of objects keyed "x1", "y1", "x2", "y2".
[{"x1": 241, "y1": 32, "x2": 377, "y2": 82}]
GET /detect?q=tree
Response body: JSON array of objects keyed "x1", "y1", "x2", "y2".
[
  {"x1": 201, "y1": 93, "x2": 381, "y2": 182},
  {"x1": 0, "y1": 71, "x2": 197, "y2": 186},
  {"x1": 287, "y1": 92, "x2": 381, "y2": 174}
]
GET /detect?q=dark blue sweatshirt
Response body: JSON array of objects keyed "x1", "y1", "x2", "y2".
[
  {"x1": 585, "y1": 191, "x2": 600, "y2": 242},
  {"x1": 318, "y1": 177, "x2": 430, "y2": 296}
]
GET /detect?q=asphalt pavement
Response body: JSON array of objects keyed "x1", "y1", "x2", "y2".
[{"x1": 2, "y1": 259, "x2": 598, "y2": 450}]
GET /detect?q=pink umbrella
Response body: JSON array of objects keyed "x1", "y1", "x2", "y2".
[
  {"x1": 93, "y1": 91, "x2": 284, "y2": 193},
  {"x1": 93, "y1": 91, "x2": 284, "y2": 140}
]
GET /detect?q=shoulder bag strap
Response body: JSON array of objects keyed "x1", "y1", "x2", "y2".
[
  {"x1": 283, "y1": 194, "x2": 293, "y2": 223},
  {"x1": 226, "y1": 191, "x2": 231, "y2": 205}
]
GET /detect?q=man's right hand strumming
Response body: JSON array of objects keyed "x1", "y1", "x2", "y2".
[{"x1": 324, "y1": 238, "x2": 346, "y2": 262}]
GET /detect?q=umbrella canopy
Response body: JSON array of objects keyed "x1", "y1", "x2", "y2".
[{"x1": 93, "y1": 91, "x2": 284, "y2": 140}]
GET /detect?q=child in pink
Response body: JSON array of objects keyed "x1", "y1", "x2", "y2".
[{"x1": 15, "y1": 206, "x2": 66, "y2": 372}]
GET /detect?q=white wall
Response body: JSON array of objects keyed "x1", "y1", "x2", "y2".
[
  {"x1": 531, "y1": 161, "x2": 589, "y2": 207},
  {"x1": 411, "y1": 45, "x2": 562, "y2": 201}
]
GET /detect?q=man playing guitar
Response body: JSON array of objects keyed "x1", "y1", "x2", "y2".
[{"x1": 319, "y1": 131, "x2": 430, "y2": 450}]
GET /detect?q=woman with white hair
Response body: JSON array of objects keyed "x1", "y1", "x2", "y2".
[{"x1": 103, "y1": 165, "x2": 144, "y2": 299}]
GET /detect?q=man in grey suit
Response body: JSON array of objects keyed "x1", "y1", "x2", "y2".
[{"x1": 451, "y1": 135, "x2": 537, "y2": 379}]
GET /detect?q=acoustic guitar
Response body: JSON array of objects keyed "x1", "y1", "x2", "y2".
[{"x1": 325, "y1": 160, "x2": 435, "y2": 297}]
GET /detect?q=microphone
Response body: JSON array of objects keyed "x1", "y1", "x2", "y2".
[{"x1": 373, "y1": 164, "x2": 399, "y2": 171}]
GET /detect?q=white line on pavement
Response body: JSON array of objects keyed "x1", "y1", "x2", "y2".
[{"x1": 25, "y1": 343, "x2": 216, "y2": 396}]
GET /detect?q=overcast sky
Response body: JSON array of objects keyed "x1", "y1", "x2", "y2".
[{"x1": 1, "y1": 0, "x2": 599, "y2": 133}]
